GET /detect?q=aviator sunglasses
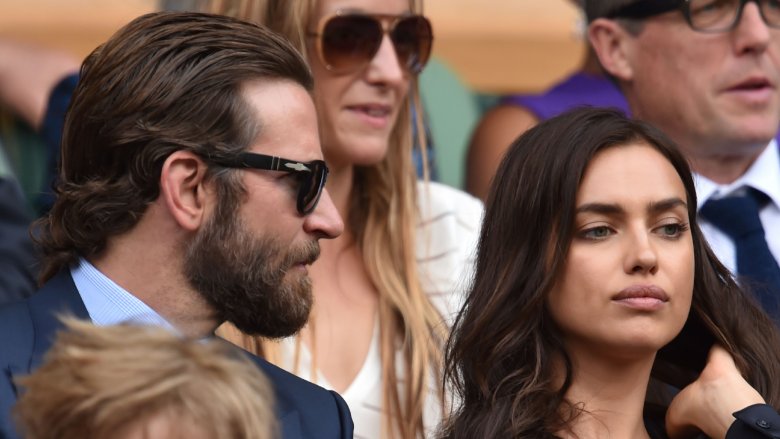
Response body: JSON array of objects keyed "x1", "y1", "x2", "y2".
[
  {"x1": 308, "y1": 12, "x2": 433, "y2": 74},
  {"x1": 210, "y1": 152, "x2": 328, "y2": 215}
]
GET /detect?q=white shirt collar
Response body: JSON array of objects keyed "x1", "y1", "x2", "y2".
[{"x1": 694, "y1": 139, "x2": 780, "y2": 209}]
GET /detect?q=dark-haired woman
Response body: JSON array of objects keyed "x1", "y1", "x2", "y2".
[{"x1": 440, "y1": 107, "x2": 780, "y2": 439}]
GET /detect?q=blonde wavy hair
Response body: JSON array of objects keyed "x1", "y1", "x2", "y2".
[
  {"x1": 208, "y1": 1, "x2": 446, "y2": 437},
  {"x1": 14, "y1": 318, "x2": 276, "y2": 439}
]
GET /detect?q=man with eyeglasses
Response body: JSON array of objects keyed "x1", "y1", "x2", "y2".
[
  {"x1": 0, "y1": 11, "x2": 350, "y2": 439},
  {"x1": 588, "y1": 1, "x2": 780, "y2": 438}
]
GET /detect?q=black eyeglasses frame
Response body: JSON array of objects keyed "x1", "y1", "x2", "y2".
[{"x1": 605, "y1": 0, "x2": 780, "y2": 33}]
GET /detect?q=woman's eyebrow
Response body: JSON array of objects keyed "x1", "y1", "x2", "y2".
[
  {"x1": 575, "y1": 197, "x2": 687, "y2": 216},
  {"x1": 647, "y1": 197, "x2": 687, "y2": 215},
  {"x1": 575, "y1": 202, "x2": 624, "y2": 216}
]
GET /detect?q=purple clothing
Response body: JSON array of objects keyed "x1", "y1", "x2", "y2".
[{"x1": 501, "y1": 71, "x2": 630, "y2": 121}]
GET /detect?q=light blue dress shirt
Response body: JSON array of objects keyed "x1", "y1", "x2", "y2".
[{"x1": 70, "y1": 257, "x2": 176, "y2": 331}]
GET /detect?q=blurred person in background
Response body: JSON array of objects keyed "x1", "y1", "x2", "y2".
[
  {"x1": 465, "y1": 0, "x2": 629, "y2": 201},
  {"x1": 0, "y1": 40, "x2": 78, "y2": 302}
]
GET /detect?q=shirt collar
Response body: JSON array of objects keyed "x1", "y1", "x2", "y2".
[
  {"x1": 694, "y1": 139, "x2": 780, "y2": 209},
  {"x1": 70, "y1": 257, "x2": 177, "y2": 332}
]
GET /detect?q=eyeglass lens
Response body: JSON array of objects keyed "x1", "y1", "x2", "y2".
[
  {"x1": 321, "y1": 15, "x2": 432, "y2": 73},
  {"x1": 298, "y1": 162, "x2": 327, "y2": 215},
  {"x1": 687, "y1": 0, "x2": 780, "y2": 31}
]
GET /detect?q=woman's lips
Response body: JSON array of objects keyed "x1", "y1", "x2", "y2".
[
  {"x1": 346, "y1": 104, "x2": 392, "y2": 129},
  {"x1": 612, "y1": 285, "x2": 669, "y2": 311}
]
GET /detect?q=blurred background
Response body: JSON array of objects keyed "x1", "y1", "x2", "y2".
[{"x1": 0, "y1": 0, "x2": 584, "y2": 190}]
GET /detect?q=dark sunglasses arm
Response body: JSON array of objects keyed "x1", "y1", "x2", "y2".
[{"x1": 210, "y1": 153, "x2": 315, "y2": 173}]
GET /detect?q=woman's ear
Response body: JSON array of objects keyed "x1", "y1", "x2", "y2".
[
  {"x1": 588, "y1": 18, "x2": 636, "y2": 81},
  {"x1": 159, "y1": 150, "x2": 211, "y2": 232}
]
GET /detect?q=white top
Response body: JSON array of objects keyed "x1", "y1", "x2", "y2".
[
  {"x1": 694, "y1": 140, "x2": 780, "y2": 274},
  {"x1": 275, "y1": 181, "x2": 483, "y2": 439}
]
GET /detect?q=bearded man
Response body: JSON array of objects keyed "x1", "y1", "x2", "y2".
[{"x1": 0, "y1": 11, "x2": 349, "y2": 439}]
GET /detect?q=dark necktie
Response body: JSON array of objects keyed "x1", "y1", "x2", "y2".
[{"x1": 699, "y1": 188, "x2": 780, "y2": 321}]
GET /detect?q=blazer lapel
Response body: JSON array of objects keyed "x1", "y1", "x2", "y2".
[{"x1": 245, "y1": 353, "x2": 304, "y2": 439}]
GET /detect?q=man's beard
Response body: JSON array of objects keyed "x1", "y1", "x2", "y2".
[{"x1": 183, "y1": 199, "x2": 319, "y2": 339}]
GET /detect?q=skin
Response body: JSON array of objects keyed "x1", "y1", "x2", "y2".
[
  {"x1": 667, "y1": 345, "x2": 765, "y2": 439},
  {"x1": 589, "y1": 3, "x2": 780, "y2": 183},
  {"x1": 182, "y1": 80, "x2": 342, "y2": 338},
  {"x1": 303, "y1": 0, "x2": 413, "y2": 392},
  {"x1": 91, "y1": 79, "x2": 343, "y2": 339},
  {"x1": 232, "y1": 80, "x2": 342, "y2": 265},
  {"x1": 309, "y1": 0, "x2": 410, "y2": 172},
  {"x1": 548, "y1": 143, "x2": 694, "y2": 438}
]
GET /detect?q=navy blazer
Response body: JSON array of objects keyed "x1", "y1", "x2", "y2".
[
  {"x1": 0, "y1": 270, "x2": 353, "y2": 439},
  {"x1": 0, "y1": 177, "x2": 36, "y2": 304}
]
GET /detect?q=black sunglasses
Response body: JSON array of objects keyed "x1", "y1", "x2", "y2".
[
  {"x1": 308, "y1": 12, "x2": 433, "y2": 74},
  {"x1": 210, "y1": 152, "x2": 328, "y2": 215},
  {"x1": 606, "y1": 0, "x2": 780, "y2": 32}
]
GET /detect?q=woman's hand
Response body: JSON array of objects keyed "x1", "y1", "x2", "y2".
[{"x1": 666, "y1": 345, "x2": 765, "y2": 439}]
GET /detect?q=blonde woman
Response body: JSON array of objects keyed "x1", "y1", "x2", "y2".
[{"x1": 209, "y1": 0, "x2": 483, "y2": 437}]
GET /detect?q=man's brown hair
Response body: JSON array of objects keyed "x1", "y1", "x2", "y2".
[{"x1": 35, "y1": 11, "x2": 313, "y2": 282}]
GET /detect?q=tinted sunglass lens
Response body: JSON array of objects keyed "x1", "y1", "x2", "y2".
[
  {"x1": 299, "y1": 163, "x2": 327, "y2": 214},
  {"x1": 392, "y1": 16, "x2": 433, "y2": 73},
  {"x1": 322, "y1": 15, "x2": 383, "y2": 71}
]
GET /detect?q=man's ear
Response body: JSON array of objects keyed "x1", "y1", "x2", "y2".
[
  {"x1": 160, "y1": 150, "x2": 212, "y2": 232},
  {"x1": 588, "y1": 18, "x2": 636, "y2": 81}
]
